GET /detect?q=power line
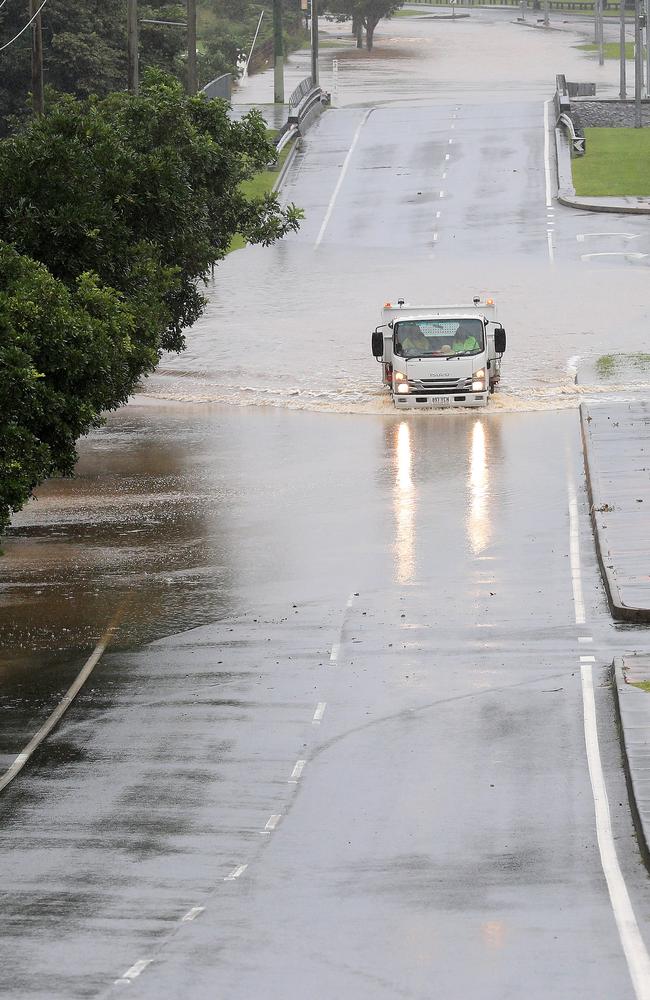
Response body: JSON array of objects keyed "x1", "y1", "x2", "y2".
[{"x1": 0, "y1": 0, "x2": 48, "y2": 53}]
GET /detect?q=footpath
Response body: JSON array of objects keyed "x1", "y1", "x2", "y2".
[{"x1": 581, "y1": 400, "x2": 650, "y2": 864}]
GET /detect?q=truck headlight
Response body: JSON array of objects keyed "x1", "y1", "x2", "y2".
[
  {"x1": 471, "y1": 368, "x2": 486, "y2": 391},
  {"x1": 394, "y1": 371, "x2": 409, "y2": 393},
  {"x1": 396, "y1": 383, "x2": 409, "y2": 394}
]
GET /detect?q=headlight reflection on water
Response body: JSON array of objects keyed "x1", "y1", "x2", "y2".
[
  {"x1": 468, "y1": 419, "x2": 491, "y2": 556},
  {"x1": 393, "y1": 421, "x2": 415, "y2": 584}
]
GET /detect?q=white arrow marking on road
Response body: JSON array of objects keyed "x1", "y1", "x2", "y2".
[
  {"x1": 580, "y1": 252, "x2": 648, "y2": 261},
  {"x1": 576, "y1": 232, "x2": 640, "y2": 242},
  {"x1": 265, "y1": 814, "x2": 281, "y2": 831},
  {"x1": 181, "y1": 906, "x2": 205, "y2": 922}
]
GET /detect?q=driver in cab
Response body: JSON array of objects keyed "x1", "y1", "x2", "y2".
[{"x1": 397, "y1": 323, "x2": 430, "y2": 356}]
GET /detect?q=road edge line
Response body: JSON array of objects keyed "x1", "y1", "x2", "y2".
[
  {"x1": 581, "y1": 663, "x2": 650, "y2": 1000},
  {"x1": 0, "y1": 610, "x2": 122, "y2": 794}
]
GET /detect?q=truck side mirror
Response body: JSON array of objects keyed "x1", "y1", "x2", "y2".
[
  {"x1": 371, "y1": 329, "x2": 384, "y2": 359},
  {"x1": 494, "y1": 327, "x2": 506, "y2": 354}
]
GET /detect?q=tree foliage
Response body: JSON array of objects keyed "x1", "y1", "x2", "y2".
[
  {"x1": 324, "y1": 0, "x2": 403, "y2": 49},
  {"x1": 0, "y1": 74, "x2": 301, "y2": 533},
  {"x1": 0, "y1": 0, "x2": 307, "y2": 134}
]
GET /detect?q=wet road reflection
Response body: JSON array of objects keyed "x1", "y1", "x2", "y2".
[
  {"x1": 468, "y1": 419, "x2": 490, "y2": 556},
  {"x1": 393, "y1": 421, "x2": 415, "y2": 585}
]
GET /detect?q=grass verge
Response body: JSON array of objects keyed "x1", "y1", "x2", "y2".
[
  {"x1": 632, "y1": 680, "x2": 650, "y2": 692},
  {"x1": 228, "y1": 139, "x2": 294, "y2": 253},
  {"x1": 572, "y1": 128, "x2": 650, "y2": 196},
  {"x1": 576, "y1": 41, "x2": 636, "y2": 58}
]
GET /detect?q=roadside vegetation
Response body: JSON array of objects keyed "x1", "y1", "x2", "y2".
[
  {"x1": 0, "y1": 74, "x2": 302, "y2": 537},
  {"x1": 229, "y1": 139, "x2": 296, "y2": 253},
  {"x1": 576, "y1": 41, "x2": 636, "y2": 58},
  {"x1": 325, "y1": 0, "x2": 405, "y2": 50},
  {"x1": 572, "y1": 128, "x2": 650, "y2": 195},
  {"x1": 0, "y1": 0, "x2": 307, "y2": 135}
]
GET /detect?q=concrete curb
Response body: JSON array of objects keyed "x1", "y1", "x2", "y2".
[
  {"x1": 611, "y1": 658, "x2": 650, "y2": 872},
  {"x1": 579, "y1": 404, "x2": 650, "y2": 622},
  {"x1": 554, "y1": 120, "x2": 650, "y2": 214},
  {"x1": 558, "y1": 193, "x2": 650, "y2": 214}
]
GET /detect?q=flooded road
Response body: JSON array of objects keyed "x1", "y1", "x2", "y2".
[{"x1": 3, "y1": 8, "x2": 650, "y2": 999}]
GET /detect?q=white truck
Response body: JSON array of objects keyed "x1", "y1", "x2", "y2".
[{"x1": 371, "y1": 297, "x2": 507, "y2": 409}]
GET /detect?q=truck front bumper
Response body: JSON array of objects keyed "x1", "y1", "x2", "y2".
[{"x1": 392, "y1": 391, "x2": 489, "y2": 409}]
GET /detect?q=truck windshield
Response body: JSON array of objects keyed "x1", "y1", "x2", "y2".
[{"x1": 394, "y1": 319, "x2": 484, "y2": 359}]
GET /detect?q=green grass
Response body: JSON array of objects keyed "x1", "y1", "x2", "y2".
[
  {"x1": 576, "y1": 41, "x2": 636, "y2": 58},
  {"x1": 572, "y1": 128, "x2": 650, "y2": 196},
  {"x1": 228, "y1": 139, "x2": 294, "y2": 253},
  {"x1": 632, "y1": 680, "x2": 650, "y2": 692},
  {"x1": 392, "y1": 7, "x2": 430, "y2": 15}
]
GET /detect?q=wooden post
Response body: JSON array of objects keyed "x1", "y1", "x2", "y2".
[
  {"x1": 273, "y1": 0, "x2": 284, "y2": 103},
  {"x1": 187, "y1": 0, "x2": 197, "y2": 95},
  {"x1": 311, "y1": 0, "x2": 319, "y2": 86},
  {"x1": 30, "y1": 0, "x2": 44, "y2": 115},
  {"x1": 127, "y1": 0, "x2": 139, "y2": 94}
]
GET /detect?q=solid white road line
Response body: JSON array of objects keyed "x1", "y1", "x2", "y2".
[
  {"x1": 312, "y1": 702, "x2": 327, "y2": 724},
  {"x1": 543, "y1": 99, "x2": 553, "y2": 209},
  {"x1": 0, "y1": 610, "x2": 122, "y2": 794},
  {"x1": 579, "y1": 636, "x2": 594, "y2": 643},
  {"x1": 224, "y1": 864, "x2": 248, "y2": 881},
  {"x1": 580, "y1": 655, "x2": 596, "y2": 663},
  {"x1": 289, "y1": 759, "x2": 306, "y2": 783},
  {"x1": 314, "y1": 109, "x2": 373, "y2": 248},
  {"x1": 265, "y1": 814, "x2": 281, "y2": 831},
  {"x1": 181, "y1": 907, "x2": 205, "y2": 922},
  {"x1": 568, "y1": 477, "x2": 586, "y2": 625},
  {"x1": 581, "y1": 664, "x2": 650, "y2": 1000},
  {"x1": 329, "y1": 641, "x2": 340, "y2": 663}
]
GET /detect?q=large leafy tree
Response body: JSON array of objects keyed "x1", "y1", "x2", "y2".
[
  {"x1": 325, "y1": 0, "x2": 403, "y2": 50},
  {"x1": 0, "y1": 242, "x2": 167, "y2": 536},
  {"x1": 0, "y1": 74, "x2": 301, "y2": 532}
]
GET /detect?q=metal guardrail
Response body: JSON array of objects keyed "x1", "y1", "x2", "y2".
[
  {"x1": 554, "y1": 73, "x2": 587, "y2": 154},
  {"x1": 289, "y1": 77, "x2": 314, "y2": 109},
  {"x1": 559, "y1": 112, "x2": 586, "y2": 153}
]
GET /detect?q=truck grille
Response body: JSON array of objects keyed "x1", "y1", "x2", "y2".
[{"x1": 408, "y1": 376, "x2": 473, "y2": 394}]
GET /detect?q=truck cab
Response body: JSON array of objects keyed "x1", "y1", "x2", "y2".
[{"x1": 371, "y1": 298, "x2": 507, "y2": 409}]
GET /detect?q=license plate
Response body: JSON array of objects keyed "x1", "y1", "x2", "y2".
[{"x1": 425, "y1": 396, "x2": 450, "y2": 405}]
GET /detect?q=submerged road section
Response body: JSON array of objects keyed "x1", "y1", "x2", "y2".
[{"x1": 3, "y1": 8, "x2": 650, "y2": 1000}]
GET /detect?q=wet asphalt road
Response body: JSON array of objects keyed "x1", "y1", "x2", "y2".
[{"x1": 3, "y1": 10, "x2": 650, "y2": 999}]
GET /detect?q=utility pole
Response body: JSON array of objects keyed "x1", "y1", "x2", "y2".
[
  {"x1": 273, "y1": 0, "x2": 284, "y2": 103},
  {"x1": 597, "y1": 0, "x2": 604, "y2": 65},
  {"x1": 187, "y1": 0, "x2": 197, "y2": 94},
  {"x1": 543, "y1": 0, "x2": 550, "y2": 28},
  {"x1": 620, "y1": 0, "x2": 627, "y2": 97},
  {"x1": 635, "y1": 0, "x2": 643, "y2": 124},
  {"x1": 127, "y1": 0, "x2": 139, "y2": 94},
  {"x1": 646, "y1": 0, "x2": 650, "y2": 97},
  {"x1": 29, "y1": 0, "x2": 44, "y2": 115},
  {"x1": 311, "y1": 0, "x2": 319, "y2": 86}
]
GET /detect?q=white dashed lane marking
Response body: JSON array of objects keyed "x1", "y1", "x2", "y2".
[
  {"x1": 289, "y1": 760, "x2": 306, "y2": 783},
  {"x1": 224, "y1": 864, "x2": 248, "y2": 881},
  {"x1": 312, "y1": 702, "x2": 327, "y2": 724}
]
